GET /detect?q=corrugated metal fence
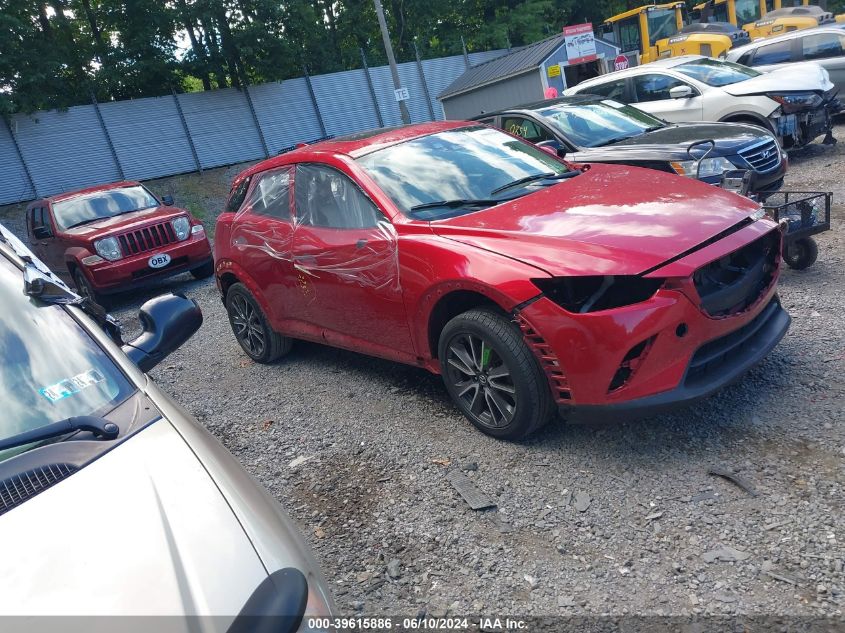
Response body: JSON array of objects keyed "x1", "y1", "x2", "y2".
[{"x1": 0, "y1": 49, "x2": 506, "y2": 206}]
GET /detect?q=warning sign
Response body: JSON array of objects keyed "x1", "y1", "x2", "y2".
[{"x1": 547, "y1": 64, "x2": 561, "y2": 77}]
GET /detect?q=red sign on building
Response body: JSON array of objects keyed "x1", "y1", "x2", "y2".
[{"x1": 563, "y1": 23, "x2": 597, "y2": 65}]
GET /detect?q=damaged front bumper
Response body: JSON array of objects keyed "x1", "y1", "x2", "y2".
[
  {"x1": 771, "y1": 92, "x2": 841, "y2": 149},
  {"x1": 558, "y1": 297, "x2": 790, "y2": 423}
]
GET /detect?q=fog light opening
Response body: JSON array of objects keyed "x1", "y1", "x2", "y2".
[
  {"x1": 607, "y1": 335, "x2": 657, "y2": 393},
  {"x1": 676, "y1": 323, "x2": 688, "y2": 338}
]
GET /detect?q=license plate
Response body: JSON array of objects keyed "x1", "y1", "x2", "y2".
[{"x1": 148, "y1": 253, "x2": 171, "y2": 269}]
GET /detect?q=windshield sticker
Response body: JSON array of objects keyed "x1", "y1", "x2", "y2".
[
  {"x1": 40, "y1": 369, "x2": 106, "y2": 402},
  {"x1": 601, "y1": 100, "x2": 625, "y2": 109}
]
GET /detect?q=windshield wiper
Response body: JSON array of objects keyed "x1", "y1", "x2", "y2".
[
  {"x1": 410, "y1": 198, "x2": 500, "y2": 212},
  {"x1": 66, "y1": 217, "x2": 107, "y2": 229},
  {"x1": 66, "y1": 208, "x2": 151, "y2": 229},
  {"x1": 490, "y1": 171, "x2": 578, "y2": 195},
  {"x1": 0, "y1": 416, "x2": 119, "y2": 453}
]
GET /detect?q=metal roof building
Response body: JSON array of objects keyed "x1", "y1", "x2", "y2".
[{"x1": 438, "y1": 30, "x2": 620, "y2": 120}]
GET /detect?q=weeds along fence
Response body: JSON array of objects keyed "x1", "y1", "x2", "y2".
[{"x1": 0, "y1": 49, "x2": 506, "y2": 206}]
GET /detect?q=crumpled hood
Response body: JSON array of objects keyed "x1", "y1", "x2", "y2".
[
  {"x1": 0, "y1": 420, "x2": 267, "y2": 617},
  {"x1": 722, "y1": 62, "x2": 833, "y2": 96},
  {"x1": 430, "y1": 163, "x2": 760, "y2": 277}
]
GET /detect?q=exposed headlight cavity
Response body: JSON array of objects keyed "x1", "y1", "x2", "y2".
[
  {"x1": 171, "y1": 216, "x2": 190, "y2": 241},
  {"x1": 767, "y1": 92, "x2": 823, "y2": 114},
  {"x1": 532, "y1": 276, "x2": 665, "y2": 313},
  {"x1": 93, "y1": 236, "x2": 122, "y2": 261}
]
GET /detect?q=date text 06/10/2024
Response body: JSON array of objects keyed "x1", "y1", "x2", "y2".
[{"x1": 306, "y1": 617, "x2": 528, "y2": 630}]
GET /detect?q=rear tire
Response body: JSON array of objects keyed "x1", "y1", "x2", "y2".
[
  {"x1": 191, "y1": 260, "x2": 215, "y2": 280},
  {"x1": 73, "y1": 269, "x2": 109, "y2": 310},
  {"x1": 783, "y1": 238, "x2": 818, "y2": 270},
  {"x1": 225, "y1": 282, "x2": 292, "y2": 363},
  {"x1": 438, "y1": 307, "x2": 552, "y2": 440}
]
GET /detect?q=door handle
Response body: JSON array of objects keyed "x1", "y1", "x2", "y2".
[{"x1": 356, "y1": 239, "x2": 367, "y2": 249}]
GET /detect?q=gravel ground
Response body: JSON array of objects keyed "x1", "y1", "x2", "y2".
[{"x1": 1, "y1": 123, "x2": 843, "y2": 620}]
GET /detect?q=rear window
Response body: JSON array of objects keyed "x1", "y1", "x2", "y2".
[{"x1": 582, "y1": 79, "x2": 627, "y2": 100}]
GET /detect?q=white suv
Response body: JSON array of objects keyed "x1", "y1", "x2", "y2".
[{"x1": 563, "y1": 55, "x2": 838, "y2": 149}]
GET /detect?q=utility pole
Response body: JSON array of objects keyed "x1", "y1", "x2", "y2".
[{"x1": 372, "y1": 0, "x2": 411, "y2": 125}]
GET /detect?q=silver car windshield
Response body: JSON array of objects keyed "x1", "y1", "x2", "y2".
[
  {"x1": 52, "y1": 185, "x2": 160, "y2": 230},
  {"x1": 0, "y1": 255, "x2": 134, "y2": 462},
  {"x1": 675, "y1": 58, "x2": 761, "y2": 87}
]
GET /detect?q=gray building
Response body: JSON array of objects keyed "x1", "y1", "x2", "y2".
[{"x1": 438, "y1": 32, "x2": 620, "y2": 120}]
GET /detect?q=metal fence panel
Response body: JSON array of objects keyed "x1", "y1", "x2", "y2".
[
  {"x1": 13, "y1": 105, "x2": 121, "y2": 198},
  {"x1": 98, "y1": 95, "x2": 197, "y2": 181},
  {"x1": 311, "y1": 69, "x2": 381, "y2": 136},
  {"x1": 178, "y1": 87, "x2": 265, "y2": 169},
  {"x1": 249, "y1": 79, "x2": 325, "y2": 154},
  {"x1": 0, "y1": 123, "x2": 35, "y2": 205},
  {"x1": 0, "y1": 48, "x2": 510, "y2": 205}
]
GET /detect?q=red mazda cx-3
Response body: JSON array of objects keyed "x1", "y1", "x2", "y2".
[
  {"x1": 214, "y1": 122, "x2": 790, "y2": 439},
  {"x1": 25, "y1": 181, "x2": 213, "y2": 307}
]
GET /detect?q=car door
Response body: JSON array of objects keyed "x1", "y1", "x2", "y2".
[
  {"x1": 227, "y1": 167, "x2": 301, "y2": 329},
  {"x1": 630, "y1": 72, "x2": 704, "y2": 122},
  {"x1": 800, "y1": 32, "x2": 845, "y2": 94},
  {"x1": 291, "y1": 163, "x2": 413, "y2": 356}
]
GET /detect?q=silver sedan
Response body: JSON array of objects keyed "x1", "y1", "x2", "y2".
[{"x1": 0, "y1": 223, "x2": 334, "y2": 631}]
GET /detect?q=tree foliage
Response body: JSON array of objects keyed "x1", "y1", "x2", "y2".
[{"x1": 5, "y1": 0, "x2": 791, "y2": 115}]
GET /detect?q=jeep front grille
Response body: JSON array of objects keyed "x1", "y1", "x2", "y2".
[{"x1": 118, "y1": 221, "x2": 177, "y2": 256}]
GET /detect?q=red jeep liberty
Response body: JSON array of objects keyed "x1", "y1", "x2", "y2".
[{"x1": 25, "y1": 181, "x2": 212, "y2": 306}]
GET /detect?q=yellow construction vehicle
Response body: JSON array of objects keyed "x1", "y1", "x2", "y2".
[
  {"x1": 691, "y1": 0, "x2": 773, "y2": 25},
  {"x1": 788, "y1": 0, "x2": 845, "y2": 24},
  {"x1": 601, "y1": 3, "x2": 733, "y2": 64},
  {"x1": 691, "y1": 0, "x2": 837, "y2": 38}
]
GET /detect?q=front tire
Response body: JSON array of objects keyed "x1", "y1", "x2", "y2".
[
  {"x1": 438, "y1": 307, "x2": 552, "y2": 440},
  {"x1": 225, "y1": 283, "x2": 292, "y2": 363},
  {"x1": 784, "y1": 238, "x2": 818, "y2": 270},
  {"x1": 73, "y1": 269, "x2": 109, "y2": 310}
]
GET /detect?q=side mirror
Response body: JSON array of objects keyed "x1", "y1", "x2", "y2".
[
  {"x1": 669, "y1": 85, "x2": 694, "y2": 99},
  {"x1": 536, "y1": 139, "x2": 564, "y2": 158},
  {"x1": 162, "y1": 194, "x2": 175, "y2": 206},
  {"x1": 122, "y1": 293, "x2": 202, "y2": 372},
  {"x1": 33, "y1": 225, "x2": 53, "y2": 240}
]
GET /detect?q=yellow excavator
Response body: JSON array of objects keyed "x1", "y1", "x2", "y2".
[
  {"x1": 601, "y1": 2, "x2": 734, "y2": 64},
  {"x1": 691, "y1": 0, "x2": 839, "y2": 39}
]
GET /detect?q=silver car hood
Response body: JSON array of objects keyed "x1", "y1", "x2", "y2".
[
  {"x1": 0, "y1": 419, "x2": 267, "y2": 617},
  {"x1": 722, "y1": 62, "x2": 833, "y2": 95}
]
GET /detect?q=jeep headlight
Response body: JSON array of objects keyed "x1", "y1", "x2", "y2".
[
  {"x1": 93, "y1": 236, "x2": 122, "y2": 261},
  {"x1": 670, "y1": 156, "x2": 735, "y2": 179},
  {"x1": 171, "y1": 216, "x2": 190, "y2": 241}
]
